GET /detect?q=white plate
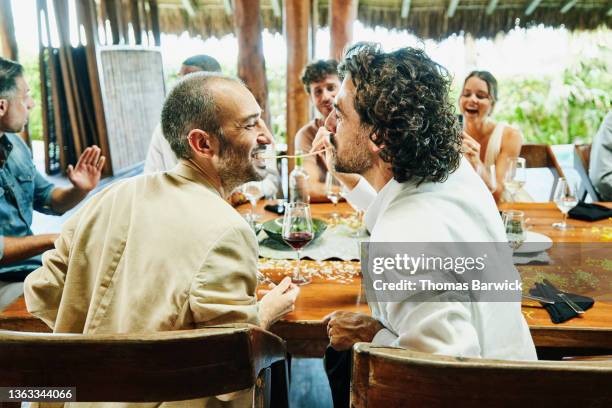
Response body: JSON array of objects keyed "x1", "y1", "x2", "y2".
[{"x1": 513, "y1": 231, "x2": 553, "y2": 254}]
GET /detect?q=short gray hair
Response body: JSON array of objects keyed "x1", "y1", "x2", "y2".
[
  {"x1": 161, "y1": 72, "x2": 237, "y2": 160},
  {"x1": 0, "y1": 57, "x2": 23, "y2": 99}
]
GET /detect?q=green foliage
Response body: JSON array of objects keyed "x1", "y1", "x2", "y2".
[
  {"x1": 22, "y1": 58, "x2": 43, "y2": 141},
  {"x1": 493, "y1": 45, "x2": 611, "y2": 144}
]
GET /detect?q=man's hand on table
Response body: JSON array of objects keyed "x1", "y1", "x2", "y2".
[
  {"x1": 258, "y1": 276, "x2": 300, "y2": 330},
  {"x1": 324, "y1": 311, "x2": 384, "y2": 351}
]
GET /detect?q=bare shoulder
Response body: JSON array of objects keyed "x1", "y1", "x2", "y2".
[
  {"x1": 502, "y1": 125, "x2": 523, "y2": 144},
  {"x1": 295, "y1": 120, "x2": 317, "y2": 145}
]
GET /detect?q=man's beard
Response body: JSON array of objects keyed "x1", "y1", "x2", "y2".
[
  {"x1": 217, "y1": 144, "x2": 265, "y2": 194},
  {"x1": 330, "y1": 131, "x2": 373, "y2": 174}
]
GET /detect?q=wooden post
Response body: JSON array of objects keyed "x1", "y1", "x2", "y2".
[
  {"x1": 0, "y1": 0, "x2": 18, "y2": 60},
  {"x1": 105, "y1": 0, "x2": 124, "y2": 44},
  {"x1": 149, "y1": 0, "x2": 161, "y2": 46},
  {"x1": 130, "y1": 0, "x2": 142, "y2": 44},
  {"x1": 79, "y1": 0, "x2": 112, "y2": 176},
  {"x1": 284, "y1": 0, "x2": 310, "y2": 170},
  {"x1": 329, "y1": 0, "x2": 357, "y2": 61},
  {"x1": 234, "y1": 0, "x2": 270, "y2": 127}
]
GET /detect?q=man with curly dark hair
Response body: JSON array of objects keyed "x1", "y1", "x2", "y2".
[
  {"x1": 294, "y1": 59, "x2": 341, "y2": 202},
  {"x1": 316, "y1": 43, "x2": 536, "y2": 407}
]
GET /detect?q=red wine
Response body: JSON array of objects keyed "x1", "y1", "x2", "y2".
[{"x1": 283, "y1": 232, "x2": 314, "y2": 250}]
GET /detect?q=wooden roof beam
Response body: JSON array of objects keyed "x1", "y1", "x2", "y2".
[
  {"x1": 560, "y1": 0, "x2": 578, "y2": 14},
  {"x1": 485, "y1": 0, "x2": 498, "y2": 15},
  {"x1": 401, "y1": 0, "x2": 411, "y2": 19},
  {"x1": 447, "y1": 0, "x2": 460, "y2": 18},
  {"x1": 181, "y1": 0, "x2": 196, "y2": 17},
  {"x1": 525, "y1": 0, "x2": 543, "y2": 16}
]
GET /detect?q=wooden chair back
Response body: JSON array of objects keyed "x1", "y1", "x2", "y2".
[
  {"x1": 0, "y1": 324, "x2": 288, "y2": 407},
  {"x1": 351, "y1": 343, "x2": 612, "y2": 408},
  {"x1": 574, "y1": 144, "x2": 600, "y2": 202},
  {"x1": 520, "y1": 144, "x2": 566, "y2": 201}
]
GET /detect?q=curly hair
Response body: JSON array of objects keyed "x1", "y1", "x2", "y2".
[
  {"x1": 338, "y1": 42, "x2": 462, "y2": 184},
  {"x1": 301, "y1": 59, "x2": 338, "y2": 93}
]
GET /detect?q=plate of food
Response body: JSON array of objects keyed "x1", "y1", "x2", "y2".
[{"x1": 513, "y1": 231, "x2": 553, "y2": 254}]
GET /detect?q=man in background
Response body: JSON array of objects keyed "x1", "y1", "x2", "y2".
[
  {"x1": 145, "y1": 54, "x2": 280, "y2": 202},
  {"x1": 589, "y1": 112, "x2": 612, "y2": 200},
  {"x1": 0, "y1": 57, "x2": 105, "y2": 309},
  {"x1": 294, "y1": 60, "x2": 341, "y2": 202}
]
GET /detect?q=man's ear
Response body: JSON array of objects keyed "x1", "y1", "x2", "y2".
[
  {"x1": 0, "y1": 99, "x2": 8, "y2": 117},
  {"x1": 369, "y1": 133, "x2": 385, "y2": 154},
  {"x1": 187, "y1": 129, "x2": 217, "y2": 158}
]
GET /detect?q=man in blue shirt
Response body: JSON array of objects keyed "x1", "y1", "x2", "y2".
[{"x1": 0, "y1": 57, "x2": 105, "y2": 308}]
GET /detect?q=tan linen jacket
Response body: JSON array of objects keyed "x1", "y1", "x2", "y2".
[{"x1": 24, "y1": 162, "x2": 259, "y2": 407}]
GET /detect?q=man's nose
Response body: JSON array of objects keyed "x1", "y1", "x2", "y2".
[
  {"x1": 324, "y1": 111, "x2": 337, "y2": 133},
  {"x1": 257, "y1": 122, "x2": 274, "y2": 145},
  {"x1": 322, "y1": 89, "x2": 334, "y2": 101}
]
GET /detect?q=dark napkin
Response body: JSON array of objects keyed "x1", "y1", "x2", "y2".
[
  {"x1": 529, "y1": 279, "x2": 594, "y2": 324},
  {"x1": 568, "y1": 201, "x2": 612, "y2": 222}
]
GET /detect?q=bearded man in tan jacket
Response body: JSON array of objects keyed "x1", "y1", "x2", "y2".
[{"x1": 23, "y1": 73, "x2": 299, "y2": 407}]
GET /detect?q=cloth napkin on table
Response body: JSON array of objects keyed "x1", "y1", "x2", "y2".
[
  {"x1": 568, "y1": 202, "x2": 612, "y2": 222},
  {"x1": 513, "y1": 251, "x2": 550, "y2": 265},
  {"x1": 529, "y1": 279, "x2": 594, "y2": 324}
]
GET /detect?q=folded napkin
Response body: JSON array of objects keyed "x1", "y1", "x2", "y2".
[
  {"x1": 513, "y1": 251, "x2": 550, "y2": 265},
  {"x1": 529, "y1": 279, "x2": 594, "y2": 324},
  {"x1": 568, "y1": 202, "x2": 612, "y2": 222}
]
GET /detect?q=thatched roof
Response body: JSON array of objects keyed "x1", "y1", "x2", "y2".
[{"x1": 157, "y1": 0, "x2": 611, "y2": 40}]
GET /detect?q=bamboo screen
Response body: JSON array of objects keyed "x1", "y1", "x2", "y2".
[{"x1": 98, "y1": 47, "x2": 165, "y2": 174}]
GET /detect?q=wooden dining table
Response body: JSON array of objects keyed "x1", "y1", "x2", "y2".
[{"x1": 1, "y1": 201, "x2": 611, "y2": 358}]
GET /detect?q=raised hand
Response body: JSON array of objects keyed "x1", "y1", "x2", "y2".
[
  {"x1": 461, "y1": 131, "x2": 482, "y2": 170},
  {"x1": 67, "y1": 146, "x2": 106, "y2": 193}
]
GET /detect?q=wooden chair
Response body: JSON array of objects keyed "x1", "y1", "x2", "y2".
[
  {"x1": 520, "y1": 144, "x2": 566, "y2": 201},
  {"x1": 351, "y1": 343, "x2": 612, "y2": 408},
  {"x1": 574, "y1": 144, "x2": 600, "y2": 202},
  {"x1": 0, "y1": 324, "x2": 289, "y2": 407}
]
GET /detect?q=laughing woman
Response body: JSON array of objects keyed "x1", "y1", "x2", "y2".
[{"x1": 460, "y1": 71, "x2": 528, "y2": 203}]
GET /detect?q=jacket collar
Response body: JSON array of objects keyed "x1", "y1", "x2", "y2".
[{"x1": 170, "y1": 160, "x2": 223, "y2": 198}]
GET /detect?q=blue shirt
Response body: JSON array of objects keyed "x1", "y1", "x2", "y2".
[{"x1": 0, "y1": 133, "x2": 57, "y2": 281}]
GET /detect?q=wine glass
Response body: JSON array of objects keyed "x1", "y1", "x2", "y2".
[
  {"x1": 504, "y1": 157, "x2": 526, "y2": 200},
  {"x1": 241, "y1": 182, "x2": 263, "y2": 221},
  {"x1": 552, "y1": 178, "x2": 578, "y2": 230},
  {"x1": 503, "y1": 210, "x2": 525, "y2": 250},
  {"x1": 325, "y1": 172, "x2": 342, "y2": 221},
  {"x1": 282, "y1": 202, "x2": 314, "y2": 285}
]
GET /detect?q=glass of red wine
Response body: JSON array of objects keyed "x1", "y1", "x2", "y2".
[{"x1": 282, "y1": 202, "x2": 314, "y2": 285}]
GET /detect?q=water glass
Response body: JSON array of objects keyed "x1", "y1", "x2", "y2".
[
  {"x1": 503, "y1": 210, "x2": 525, "y2": 250},
  {"x1": 552, "y1": 178, "x2": 578, "y2": 230}
]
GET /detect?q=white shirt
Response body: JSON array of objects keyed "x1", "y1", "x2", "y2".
[
  {"x1": 144, "y1": 124, "x2": 179, "y2": 174},
  {"x1": 345, "y1": 158, "x2": 537, "y2": 360},
  {"x1": 144, "y1": 123, "x2": 281, "y2": 198}
]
